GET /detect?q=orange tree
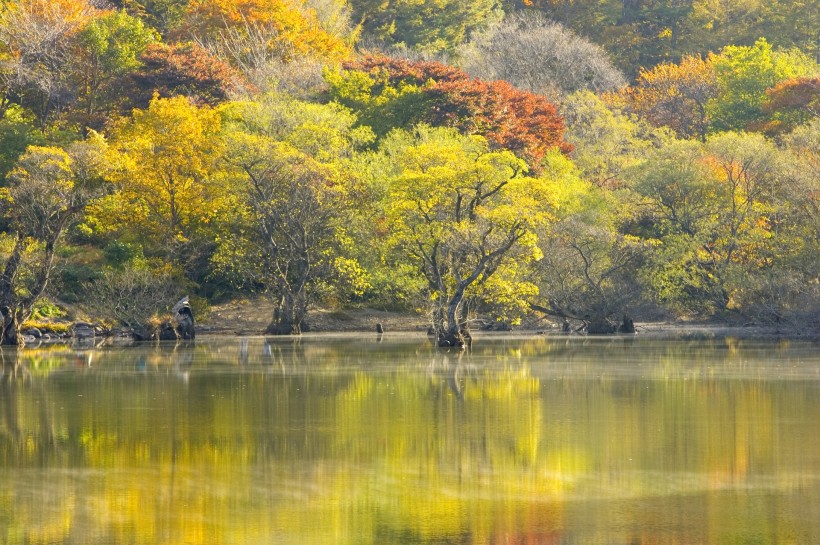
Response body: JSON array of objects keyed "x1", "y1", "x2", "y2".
[{"x1": 616, "y1": 54, "x2": 717, "y2": 141}]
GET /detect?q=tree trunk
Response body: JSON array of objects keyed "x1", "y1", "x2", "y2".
[
  {"x1": 266, "y1": 290, "x2": 306, "y2": 335},
  {"x1": 0, "y1": 309, "x2": 20, "y2": 346},
  {"x1": 438, "y1": 288, "x2": 470, "y2": 348}
]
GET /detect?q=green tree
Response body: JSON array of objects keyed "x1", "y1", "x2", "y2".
[
  {"x1": 628, "y1": 133, "x2": 790, "y2": 317},
  {"x1": 379, "y1": 125, "x2": 554, "y2": 345},
  {"x1": 112, "y1": 0, "x2": 190, "y2": 37},
  {"x1": 708, "y1": 38, "x2": 818, "y2": 133},
  {"x1": 562, "y1": 90, "x2": 663, "y2": 188},
  {"x1": 349, "y1": 0, "x2": 503, "y2": 55},
  {"x1": 75, "y1": 9, "x2": 158, "y2": 128},
  {"x1": 214, "y1": 94, "x2": 371, "y2": 333}
]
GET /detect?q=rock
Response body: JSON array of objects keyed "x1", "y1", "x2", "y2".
[
  {"x1": 73, "y1": 322, "x2": 95, "y2": 339},
  {"x1": 22, "y1": 327, "x2": 42, "y2": 339},
  {"x1": 171, "y1": 296, "x2": 195, "y2": 340}
]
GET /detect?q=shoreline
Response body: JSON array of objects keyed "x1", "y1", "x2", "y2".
[{"x1": 198, "y1": 298, "x2": 818, "y2": 340}]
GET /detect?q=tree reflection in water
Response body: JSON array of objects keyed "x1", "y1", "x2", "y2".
[{"x1": 0, "y1": 335, "x2": 818, "y2": 544}]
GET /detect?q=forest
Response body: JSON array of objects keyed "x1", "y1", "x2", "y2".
[{"x1": 0, "y1": 0, "x2": 816, "y2": 345}]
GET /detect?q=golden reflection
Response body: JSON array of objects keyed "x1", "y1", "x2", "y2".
[{"x1": 0, "y1": 337, "x2": 818, "y2": 544}]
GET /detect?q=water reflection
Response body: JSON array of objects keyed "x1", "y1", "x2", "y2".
[{"x1": 1, "y1": 335, "x2": 819, "y2": 544}]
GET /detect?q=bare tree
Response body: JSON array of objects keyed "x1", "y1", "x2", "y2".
[
  {"x1": 460, "y1": 12, "x2": 625, "y2": 101},
  {"x1": 86, "y1": 266, "x2": 179, "y2": 331},
  {"x1": 0, "y1": 0, "x2": 98, "y2": 125},
  {"x1": 197, "y1": 21, "x2": 326, "y2": 97}
]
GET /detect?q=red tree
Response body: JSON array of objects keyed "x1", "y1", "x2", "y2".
[
  {"x1": 343, "y1": 55, "x2": 571, "y2": 169},
  {"x1": 124, "y1": 42, "x2": 251, "y2": 112}
]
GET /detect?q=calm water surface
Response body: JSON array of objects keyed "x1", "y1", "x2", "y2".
[{"x1": 1, "y1": 333, "x2": 819, "y2": 544}]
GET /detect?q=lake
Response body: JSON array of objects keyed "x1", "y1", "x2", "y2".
[{"x1": 1, "y1": 333, "x2": 819, "y2": 544}]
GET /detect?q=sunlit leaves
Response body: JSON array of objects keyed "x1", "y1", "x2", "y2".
[
  {"x1": 181, "y1": 0, "x2": 350, "y2": 63},
  {"x1": 380, "y1": 126, "x2": 555, "y2": 330},
  {"x1": 618, "y1": 54, "x2": 717, "y2": 140},
  {"x1": 89, "y1": 95, "x2": 227, "y2": 271},
  {"x1": 708, "y1": 38, "x2": 818, "y2": 133}
]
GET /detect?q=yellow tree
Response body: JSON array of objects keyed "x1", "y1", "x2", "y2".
[
  {"x1": 181, "y1": 0, "x2": 349, "y2": 62},
  {"x1": 88, "y1": 95, "x2": 227, "y2": 274},
  {"x1": 380, "y1": 126, "x2": 556, "y2": 346}
]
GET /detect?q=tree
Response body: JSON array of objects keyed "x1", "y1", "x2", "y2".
[
  {"x1": 74, "y1": 9, "x2": 158, "y2": 129},
  {"x1": 562, "y1": 90, "x2": 663, "y2": 188},
  {"x1": 0, "y1": 105, "x2": 45, "y2": 180},
  {"x1": 757, "y1": 76, "x2": 820, "y2": 135},
  {"x1": 628, "y1": 133, "x2": 788, "y2": 317},
  {"x1": 110, "y1": 0, "x2": 190, "y2": 37},
  {"x1": 707, "y1": 38, "x2": 818, "y2": 133},
  {"x1": 179, "y1": 0, "x2": 350, "y2": 63},
  {"x1": 529, "y1": 152, "x2": 650, "y2": 330},
  {"x1": 460, "y1": 12, "x2": 625, "y2": 101},
  {"x1": 327, "y1": 56, "x2": 572, "y2": 170},
  {"x1": 197, "y1": 19, "x2": 323, "y2": 96},
  {"x1": 0, "y1": 0, "x2": 99, "y2": 126},
  {"x1": 86, "y1": 95, "x2": 227, "y2": 278},
  {"x1": 219, "y1": 136, "x2": 365, "y2": 334},
  {"x1": 0, "y1": 136, "x2": 108, "y2": 345},
  {"x1": 212, "y1": 94, "x2": 371, "y2": 332},
  {"x1": 125, "y1": 42, "x2": 247, "y2": 111},
  {"x1": 627, "y1": 139, "x2": 725, "y2": 313},
  {"x1": 617, "y1": 54, "x2": 717, "y2": 141},
  {"x1": 379, "y1": 126, "x2": 554, "y2": 345},
  {"x1": 349, "y1": 0, "x2": 502, "y2": 55}
]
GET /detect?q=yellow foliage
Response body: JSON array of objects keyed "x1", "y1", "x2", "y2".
[{"x1": 185, "y1": 0, "x2": 350, "y2": 62}]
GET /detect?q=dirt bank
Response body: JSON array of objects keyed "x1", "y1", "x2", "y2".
[
  {"x1": 199, "y1": 297, "x2": 814, "y2": 340},
  {"x1": 200, "y1": 298, "x2": 429, "y2": 335}
]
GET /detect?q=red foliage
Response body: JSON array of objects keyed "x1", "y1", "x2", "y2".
[
  {"x1": 125, "y1": 43, "x2": 252, "y2": 112},
  {"x1": 344, "y1": 55, "x2": 572, "y2": 169},
  {"x1": 753, "y1": 76, "x2": 819, "y2": 135},
  {"x1": 763, "y1": 76, "x2": 819, "y2": 113}
]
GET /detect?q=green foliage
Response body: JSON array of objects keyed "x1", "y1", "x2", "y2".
[
  {"x1": 707, "y1": 38, "x2": 818, "y2": 133},
  {"x1": 378, "y1": 125, "x2": 555, "y2": 333},
  {"x1": 30, "y1": 298, "x2": 66, "y2": 320},
  {"x1": 78, "y1": 10, "x2": 159, "y2": 76},
  {"x1": 349, "y1": 0, "x2": 503, "y2": 55},
  {"x1": 0, "y1": 106, "x2": 45, "y2": 181},
  {"x1": 103, "y1": 240, "x2": 145, "y2": 269},
  {"x1": 327, "y1": 56, "x2": 571, "y2": 170}
]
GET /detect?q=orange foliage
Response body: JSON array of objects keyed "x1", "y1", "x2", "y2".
[
  {"x1": 618, "y1": 55, "x2": 717, "y2": 140},
  {"x1": 346, "y1": 56, "x2": 571, "y2": 170},
  {"x1": 754, "y1": 76, "x2": 820, "y2": 135},
  {"x1": 12, "y1": 0, "x2": 100, "y2": 25}
]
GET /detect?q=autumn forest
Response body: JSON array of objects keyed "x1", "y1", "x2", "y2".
[{"x1": 0, "y1": 0, "x2": 817, "y2": 344}]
